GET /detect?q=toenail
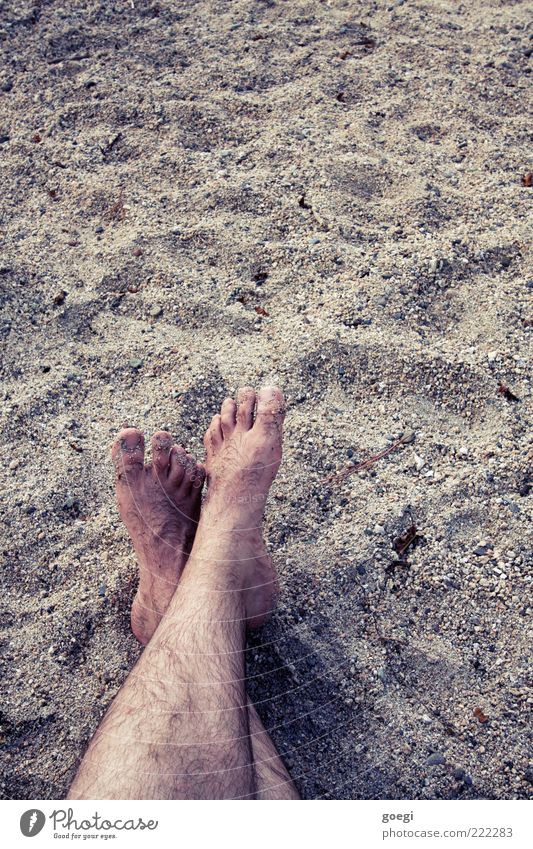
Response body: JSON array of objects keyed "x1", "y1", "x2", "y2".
[{"x1": 120, "y1": 436, "x2": 142, "y2": 452}]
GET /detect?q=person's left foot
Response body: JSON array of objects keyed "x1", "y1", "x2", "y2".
[{"x1": 112, "y1": 428, "x2": 205, "y2": 645}]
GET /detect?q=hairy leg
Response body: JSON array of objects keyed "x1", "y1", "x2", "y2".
[
  {"x1": 68, "y1": 541, "x2": 255, "y2": 799},
  {"x1": 69, "y1": 387, "x2": 298, "y2": 800}
]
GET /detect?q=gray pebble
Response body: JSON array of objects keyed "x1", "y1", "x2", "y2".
[{"x1": 427, "y1": 752, "x2": 445, "y2": 766}]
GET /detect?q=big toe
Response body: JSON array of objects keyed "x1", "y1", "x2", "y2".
[
  {"x1": 254, "y1": 386, "x2": 285, "y2": 436},
  {"x1": 112, "y1": 428, "x2": 145, "y2": 480}
]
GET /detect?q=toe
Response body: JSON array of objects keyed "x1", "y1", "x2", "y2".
[
  {"x1": 236, "y1": 386, "x2": 256, "y2": 430},
  {"x1": 168, "y1": 445, "x2": 187, "y2": 486},
  {"x1": 178, "y1": 461, "x2": 205, "y2": 523},
  {"x1": 193, "y1": 463, "x2": 206, "y2": 490},
  {"x1": 187, "y1": 462, "x2": 206, "y2": 494},
  {"x1": 151, "y1": 431, "x2": 173, "y2": 475},
  {"x1": 254, "y1": 386, "x2": 286, "y2": 435},
  {"x1": 112, "y1": 428, "x2": 145, "y2": 481},
  {"x1": 220, "y1": 397, "x2": 237, "y2": 435},
  {"x1": 203, "y1": 414, "x2": 223, "y2": 456},
  {"x1": 179, "y1": 452, "x2": 199, "y2": 492}
]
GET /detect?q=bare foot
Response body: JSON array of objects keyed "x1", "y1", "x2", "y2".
[
  {"x1": 112, "y1": 428, "x2": 205, "y2": 644},
  {"x1": 197, "y1": 385, "x2": 286, "y2": 627}
]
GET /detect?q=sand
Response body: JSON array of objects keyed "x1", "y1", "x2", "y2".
[{"x1": 0, "y1": 0, "x2": 531, "y2": 800}]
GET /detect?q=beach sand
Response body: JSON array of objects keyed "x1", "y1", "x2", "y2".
[{"x1": 0, "y1": 0, "x2": 531, "y2": 799}]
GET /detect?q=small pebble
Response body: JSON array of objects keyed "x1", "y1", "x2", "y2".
[
  {"x1": 427, "y1": 752, "x2": 445, "y2": 766},
  {"x1": 9, "y1": 459, "x2": 19, "y2": 470},
  {"x1": 128, "y1": 358, "x2": 143, "y2": 370},
  {"x1": 413, "y1": 453, "x2": 425, "y2": 472}
]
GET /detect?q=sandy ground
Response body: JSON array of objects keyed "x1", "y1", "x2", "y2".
[{"x1": 0, "y1": 0, "x2": 532, "y2": 800}]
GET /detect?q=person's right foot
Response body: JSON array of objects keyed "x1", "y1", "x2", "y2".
[{"x1": 198, "y1": 385, "x2": 286, "y2": 628}]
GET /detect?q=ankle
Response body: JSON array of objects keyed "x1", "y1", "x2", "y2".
[{"x1": 200, "y1": 496, "x2": 266, "y2": 532}]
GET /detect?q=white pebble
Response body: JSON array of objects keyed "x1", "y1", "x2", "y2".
[{"x1": 413, "y1": 453, "x2": 425, "y2": 472}]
